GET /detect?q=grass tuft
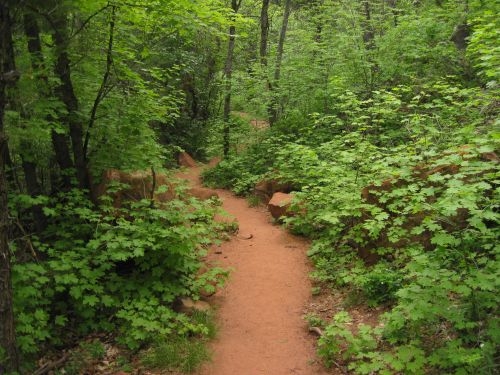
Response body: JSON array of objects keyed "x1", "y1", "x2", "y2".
[{"x1": 141, "y1": 336, "x2": 211, "y2": 373}]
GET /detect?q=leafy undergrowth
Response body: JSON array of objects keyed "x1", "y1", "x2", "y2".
[
  {"x1": 202, "y1": 80, "x2": 500, "y2": 374},
  {"x1": 10, "y1": 181, "x2": 230, "y2": 374}
]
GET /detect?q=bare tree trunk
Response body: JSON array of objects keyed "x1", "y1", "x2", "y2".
[
  {"x1": 223, "y1": 0, "x2": 242, "y2": 156},
  {"x1": 260, "y1": 0, "x2": 271, "y2": 119},
  {"x1": 10, "y1": 95, "x2": 47, "y2": 231},
  {"x1": 0, "y1": 2, "x2": 19, "y2": 372},
  {"x1": 362, "y1": 0, "x2": 375, "y2": 49},
  {"x1": 260, "y1": 0, "x2": 270, "y2": 67},
  {"x1": 269, "y1": 0, "x2": 292, "y2": 126},
  {"x1": 51, "y1": 8, "x2": 89, "y2": 190},
  {"x1": 360, "y1": 0, "x2": 378, "y2": 96},
  {"x1": 201, "y1": 49, "x2": 217, "y2": 121},
  {"x1": 24, "y1": 12, "x2": 74, "y2": 191}
]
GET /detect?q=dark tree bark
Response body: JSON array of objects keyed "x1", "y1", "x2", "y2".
[
  {"x1": 361, "y1": 0, "x2": 375, "y2": 49},
  {"x1": 4, "y1": 12, "x2": 46, "y2": 231},
  {"x1": 0, "y1": 4, "x2": 19, "y2": 190},
  {"x1": 360, "y1": 0, "x2": 378, "y2": 96},
  {"x1": 450, "y1": 1, "x2": 471, "y2": 51},
  {"x1": 51, "y1": 7, "x2": 89, "y2": 190},
  {"x1": 222, "y1": 0, "x2": 242, "y2": 156},
  {"x1": 200, "y1": 39, "x2": 219, "y2": 121},
  {"x1": 259, "y1": 0, "x2": 272, "y2": 117},
  {"x1": 24, "y1": 12, "x2": 74, "y2": 191},
  {"x1": 260, "y1": 0, "x2": 270, "y2": 67},
  {"x1": 386, "y1": 0, "x2": 398, "y2": 26},
  {"x1": 181, "y1": 73, "x2": 199, "y2": 120},
  {"x1": 0, "y1": 2, "x2": 20, "y2": 372},
  {"x1": 269, "y1": 0, "x2": 292, "y2": 126},
  {"x1": 451, "y1": 23, "x2": 470, "y2": 50}
]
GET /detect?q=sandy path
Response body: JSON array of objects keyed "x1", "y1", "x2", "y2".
[{"x1": 178, "y1": 166, "x2": 333, "y2": 375}]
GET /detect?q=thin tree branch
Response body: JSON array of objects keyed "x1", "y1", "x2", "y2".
[
  {"x1": 32, "y1": 353, "x2": 71, "y2": 375},
  {"x1": 13, "y1": 218, "x2": 37, "y2": 260},
  {"x1": 25, "y1": 4, "x2": 111, "y2": 44},
  {"x1": 69, "y1": 4, "x2": 111, "y2": 40},
  {"x1": 150, "y1": 166, "x2": 156, "y2": 207},
  {"x1": 83, "y1": 5, "x2": 117, "y2": 160}
]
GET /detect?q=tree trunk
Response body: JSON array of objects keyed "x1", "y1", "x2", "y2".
[
  {"x1": 259, "y1": 0, "x2": 272, "y2": 119},
  {"x1": 362, "y1": 0, "x2": 375, "y2": 49},
  {"x1": 269, "y1": 0, "x2": 292, "y2": 126},
  {"x1": 260, "y1": 0, "x2": 270, "y2": 67},
  {"x1": 84, "y1": 5, "x2": 116, "y2": 160},
  {"x1": 0, "y1": 2, "x2": 20, "y2": 372},
  {"x1": 7, "y1": 94, "x2": 46, "y2": 230},
  {"x1": 222, "y1": 0, "x2": 242, "y2": 156},
  {"x1": 21, "y1": 159, "x2": 47, "y2": 232},
  {"x1": 386, "y1": 0, "x2": 398, "y2": 26},
  {"x1": 200, "y1": 37, "x2": 220, "y2": 122},
  {"x1": 360, "y1": 0, "x2": 378, "y2": 96},
  {"x1": 24, "y1": 12, "x2": 74, "y2": 191},
  {"x1": 51, "y1": 9, "x2": 89, "y2": 190}
]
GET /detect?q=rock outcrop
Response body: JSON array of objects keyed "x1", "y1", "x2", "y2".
[
  {"x1": 91, "y1": 169, "x2": 176, "y2": 207},
  {"x1": 176, "y1": 297, "x2": 210, "y2": 314},
  {"x1": 254, "y1": 179, "x2": 293, "y2": 203},
  {"x1": 268, "y1": 192, "x2": 294, "y2": 220},
  {"x1": 356, "y1": 148, "x2": 499, "y2": 264}
]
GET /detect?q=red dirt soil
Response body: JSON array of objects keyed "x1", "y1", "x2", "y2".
[{"x1": 178, "y1": 166, "x2": 335, "y2": 375}]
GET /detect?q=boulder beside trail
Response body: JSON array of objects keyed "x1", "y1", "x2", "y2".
[
  {"x1": 91, "y1": 169, "x2": 176, "y2": 207},
  {"x1": 254, "y1": 179, "x2": 293, "y2": 203},
  {"x1": 268, "y1": 192, "x2": 294, "y2": 220},
  {"x1": 177, "y1": 298, "x2": 211, "y2": 314}
]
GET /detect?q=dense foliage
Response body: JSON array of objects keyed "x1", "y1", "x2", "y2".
[
  {"x1": 1, "y1": 0, "x2": 499, "y2": 373},
  {"x1": 1, "y1": 0, "x2": 238, "y2": 372},
  {"x1": 12, "y1": 187, "x2": 228, "y2": 353},
  {"x1": 202, "y1": 0, "x2": 500, "y2": 373}
]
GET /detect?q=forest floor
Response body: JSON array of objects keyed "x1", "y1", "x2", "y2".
[{"x1": 177, "y1": 164, "x2": 337, "y2": 375}]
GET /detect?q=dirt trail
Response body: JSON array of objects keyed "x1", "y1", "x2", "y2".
[{"x1": 178, "y1": 166, "x2": 334, "y2": 375}]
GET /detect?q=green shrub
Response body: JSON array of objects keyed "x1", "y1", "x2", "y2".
[
  {"x1": 360, "y1": 265, "x2": 403, "y2": 307},
  {"x1": 312, "y1": 139, "x2": 500, "y2": 374},
  {"x1": 11, "y1": 185, "x2": 228, "y2": 360},
  {"x1": 202, "y1": 131, "x2": 293, "y2": 195}
]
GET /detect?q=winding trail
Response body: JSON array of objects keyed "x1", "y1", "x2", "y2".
[{"x1": 178, "y1": 165, "x2": 334, "y2": 375}]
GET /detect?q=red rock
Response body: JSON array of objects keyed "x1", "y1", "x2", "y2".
[
  {"x1": 178, "y1": 152, "x2": 197, "y2": 167},
  {"x1": 91, "y1": 169, "x2": 176, "y2": 207},
  {"x1": 268, "y1": 192, "x2": 294, "y2": 220},
  {"x1": 357, "y1": 148, "x2": 499, "y2": 264},
  {"x1": 187, "y1": 187, "x2": 219, "y2": 200},
  {"x1": 254, "y1": 179, "x2": 293, "y2": 203},
  {"x1": 481, "y1": 152, "x2": 499, "y2": 162},
  {"x1": 178, "y1": 298, "x2": 210, "y2": 314}
]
